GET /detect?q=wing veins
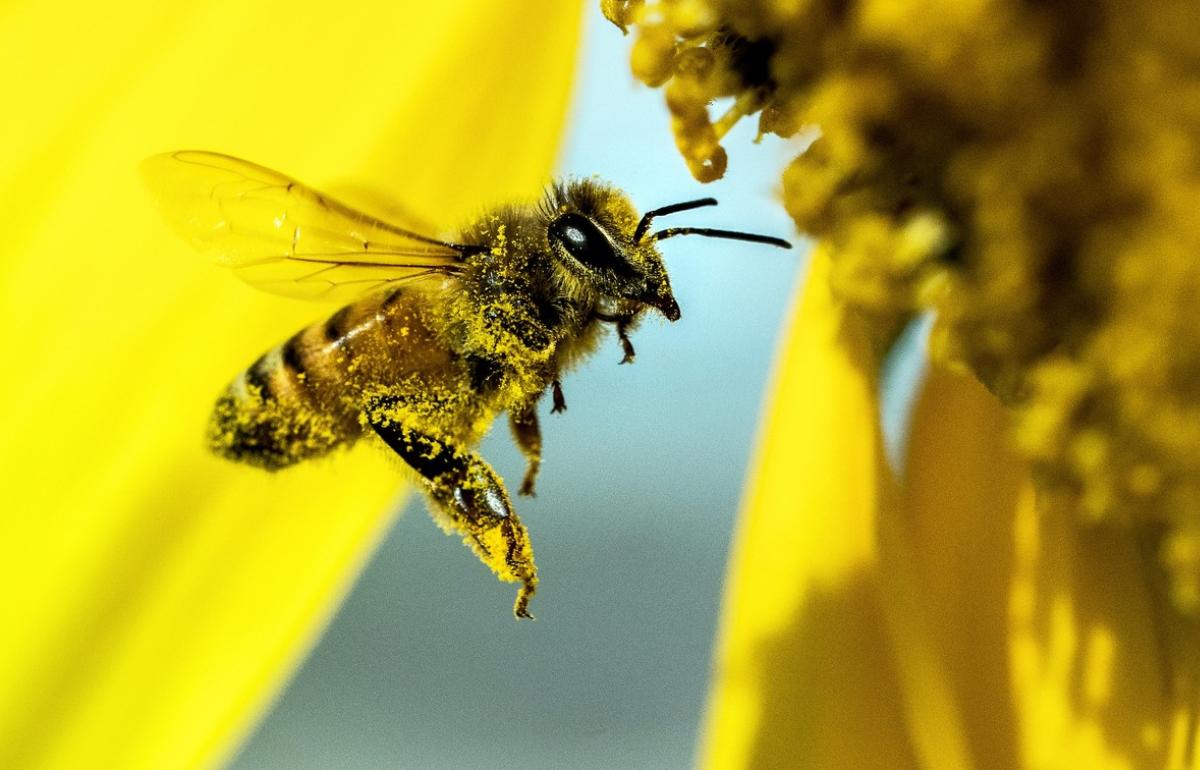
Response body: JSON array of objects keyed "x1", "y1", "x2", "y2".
[
  {"x1": 227, "y1": 253, "x2": 466, "y2": 272},
  {"x1": 284, "y1": 255, "x2": 467, "y2": 271},
  {"x1": 248, "y1": 269, "x2": 442, "y2": 298},
  {"x1": 178, "y1": 151, "x2": 471, "y2": 255},
  {"x1": 146, "y1": 150, "x2": 478, "y2": 304}
]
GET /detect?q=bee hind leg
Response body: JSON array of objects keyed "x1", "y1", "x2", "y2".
[
  {"x1": 508, "y1": 404, "x2": 542, "y2": 497},
  {"x1": 366, "y1": 399, "x2": 538, "y2": 619}
]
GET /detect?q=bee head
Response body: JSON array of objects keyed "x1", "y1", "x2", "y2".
[
  {"x1": 544, "y1": 179, "x2": 791, "y2": 322},
  {"x1": 545, "y1": 180, "x2": 681, "y2": 320}
]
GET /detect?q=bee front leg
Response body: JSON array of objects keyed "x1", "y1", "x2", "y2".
[
  {"x1": 593, "y1": 312, "x2": 637, "y2": 364},
  {"x1": 615, "y1": 319, "x2": 636, "y2": 364},
  {"x1": 366, "y1": 402, "x2": 538, "y2": 619},
  {"x1": 551, "y1": 379, "x2": 567, "y2": 414},
  {"x1": 508, "y1": 405, "x2": 542, "y2": 497}
]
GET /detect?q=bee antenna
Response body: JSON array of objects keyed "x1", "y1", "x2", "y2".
[
  {"x1": 651, "y1": 227, "x2": 792, "y2": 249},
  {"x1": 634, "y1": 197, "x2": 718, "y2": 243}
]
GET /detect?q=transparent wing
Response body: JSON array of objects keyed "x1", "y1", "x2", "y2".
[{"x1": 142, "y1": 150, "x2": 474, "y2": 302}]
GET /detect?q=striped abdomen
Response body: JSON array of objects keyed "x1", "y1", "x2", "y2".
[{"x1": 207, "y1": 288, "x2": 447, "y2": 470}]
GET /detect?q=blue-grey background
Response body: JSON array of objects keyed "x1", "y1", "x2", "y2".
[{"x1": 232, "y1": 7, "x2": 806, "y2": 768}]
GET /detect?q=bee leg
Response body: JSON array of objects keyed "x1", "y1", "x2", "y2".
[
  {"x1": 366, "y1": 404, "x2": 538, "y2": 619},
  {"x1": 615, "y1": 319, "x2": 636, "y2": 365},
  {"x1": 551, "y1": 379, "x2": 567, "y2": 414},
  {"x1": 593, "y1": 311, "x2": 637, "y2": 364},
  {"x1": 509, "y1": 405, "x2": 542, "y2": 497}
]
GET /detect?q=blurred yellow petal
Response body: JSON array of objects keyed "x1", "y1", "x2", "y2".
[
  {"x1": 1009, "y1": 453, "x2": 1200, "y2": 768},
  {"x1": 706, "y1": 271, "x2": 1200, "y2": 768},
  {"x1": 901, "y1": 365, "x2": 1026, "y2": 765},
  {"x1": 703, "y1": 248, "x2": 966, "y2": 768},
  {"x1": 0, "y1": 2, "x2": 581, "y2": 768},
  {"x1": 904, "y1": 365, "x2": 1200, "y2": 769}
]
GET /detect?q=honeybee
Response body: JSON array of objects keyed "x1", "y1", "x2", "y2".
[{"x1": 143, "y1": 151, "x2": 790, "y2": 618}]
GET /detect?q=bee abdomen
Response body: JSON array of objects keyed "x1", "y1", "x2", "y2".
[{"x1": 207, "y1": 336, "x2": 354, "y2": 470}]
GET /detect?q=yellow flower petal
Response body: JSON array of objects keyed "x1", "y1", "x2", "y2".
[
  {"x1": 703, "y1": 248, "x2": 923, "y2": 768},
  {"x1": 0, "y1": 2, "x2": 581, "y2": 768},
  {"x1": 904, "y1": 364, "x2": 1200, "y2": 769},
  {"x1": 1009, "y1": 461, "x2": 1200, "y2": 768},
  {"x1": 901, "y1": 364, "x2": 1027, "y2": 764}
]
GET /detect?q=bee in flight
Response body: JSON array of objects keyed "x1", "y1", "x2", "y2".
[{"x1": 143, "y1": 151, "x2": 790, "y2": 619}]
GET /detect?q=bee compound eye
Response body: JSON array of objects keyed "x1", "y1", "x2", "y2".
[
  {"x1": 550, "y1": 213, "x2": 600, "y2": 259},
  {"x1": 549, "y1": 213, "x2": 634, "y2": 278}
]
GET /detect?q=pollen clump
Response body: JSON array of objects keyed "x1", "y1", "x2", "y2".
[
  {"x1": 606, "y1": 0, "x2": 1200, "y2": 608},
  {"x1": 208, "y1": 386, "x2": 343, "y2": 470}
]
